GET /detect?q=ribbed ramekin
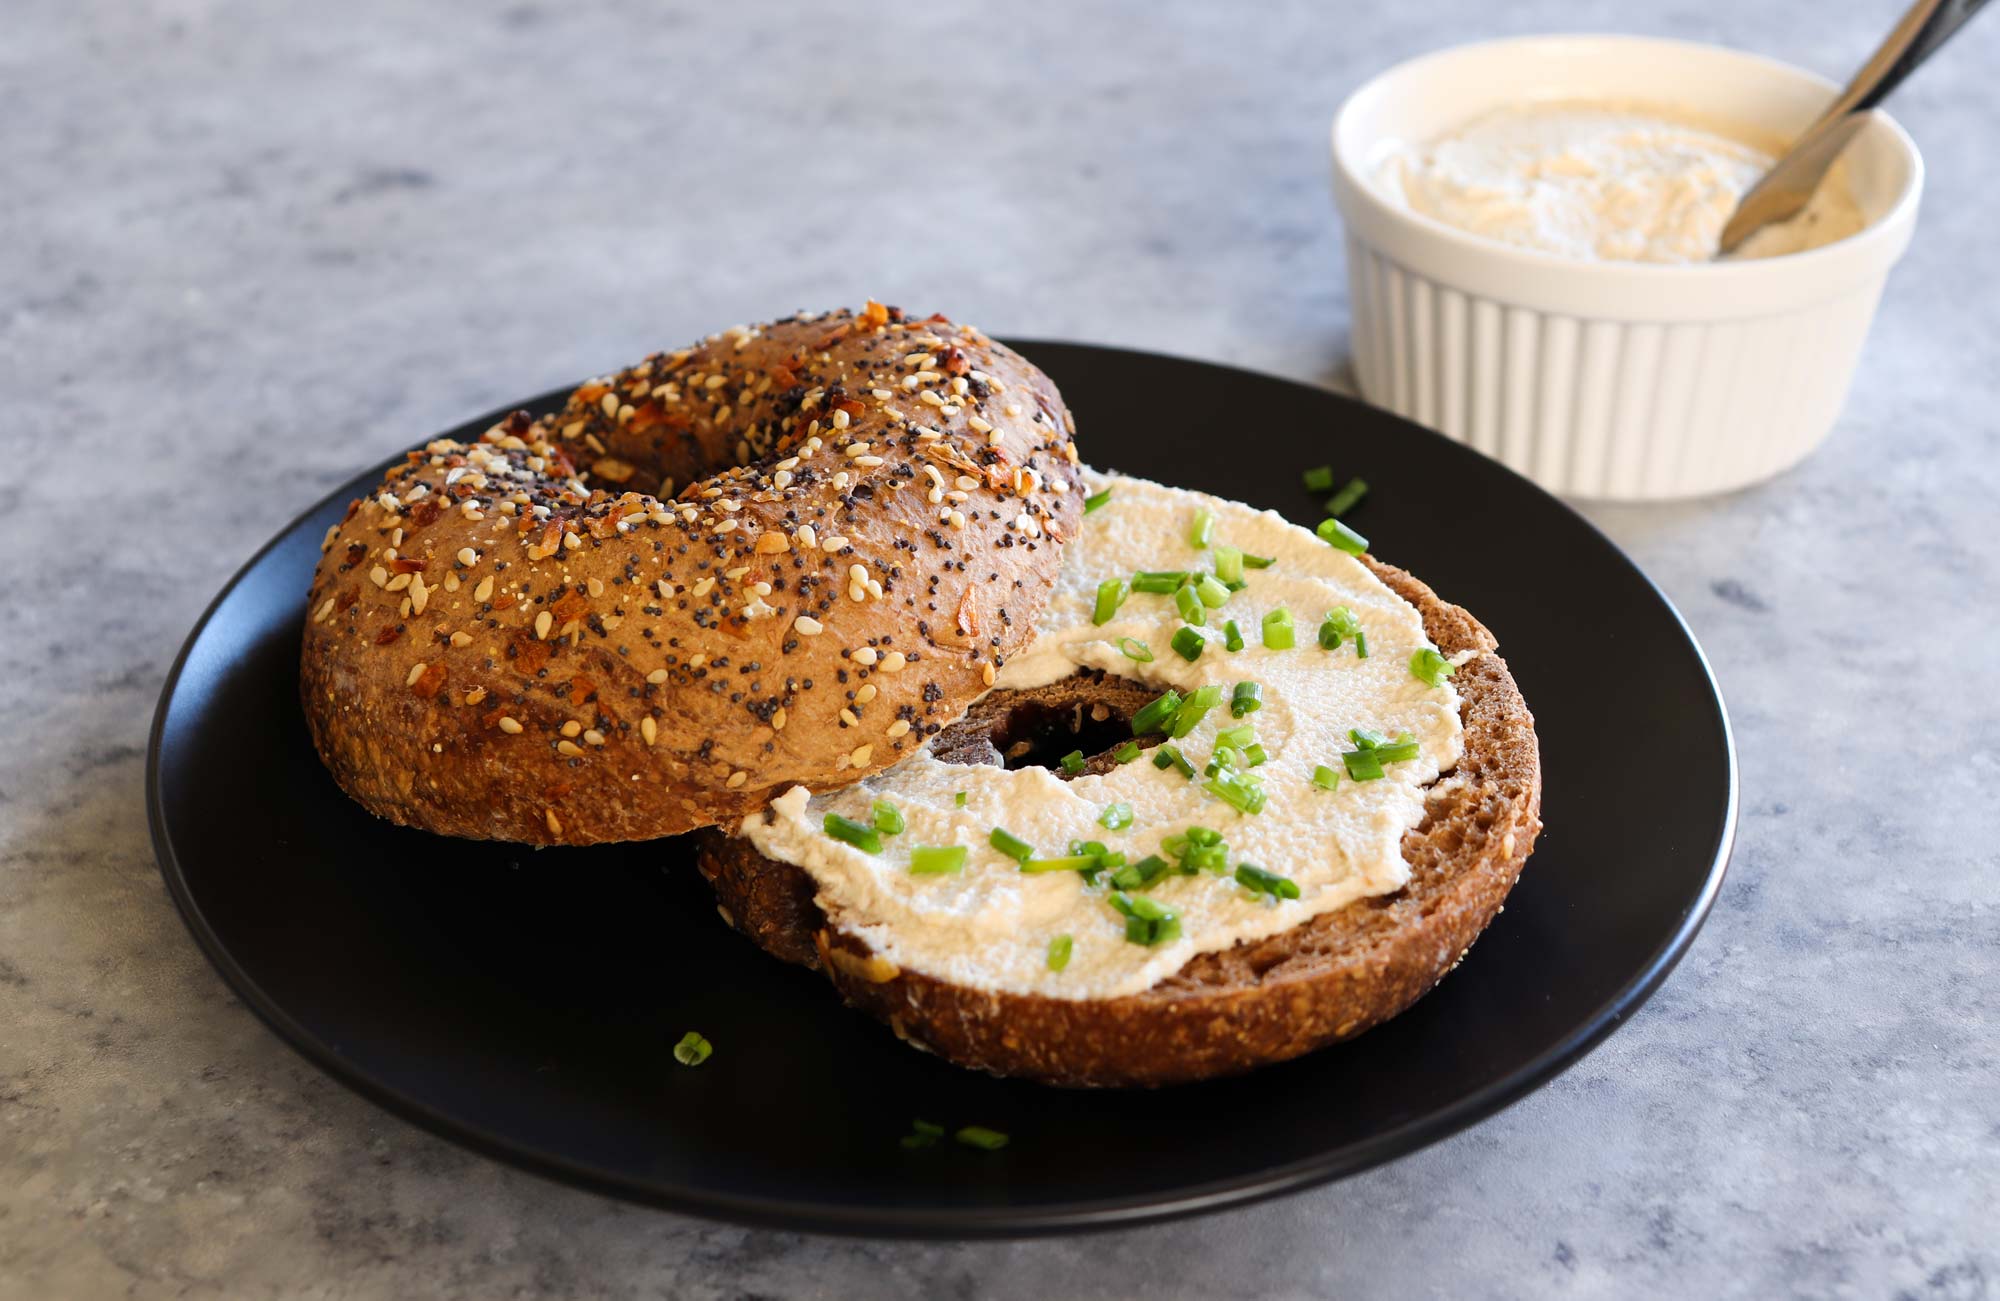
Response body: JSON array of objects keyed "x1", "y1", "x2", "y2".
[{"x1": 1330, "y1": 36, "x2": 1923, "y2": 500}]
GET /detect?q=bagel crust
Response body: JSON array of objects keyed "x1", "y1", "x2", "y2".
[
  {"x1": 694, "y1": 559, "x2": 1542, "y2": 1087},
  {"x1": 302, "y1": 307, "x2": 1083, "y2": 844}
]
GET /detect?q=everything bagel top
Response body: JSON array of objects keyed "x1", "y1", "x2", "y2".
[{"x1": 300, "y1": 305, "x2": 1083, "y2": 844}]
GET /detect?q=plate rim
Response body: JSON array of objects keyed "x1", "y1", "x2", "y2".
[{"x1": 147, "y1": 341, "x2": 1737, "y2": 1237}]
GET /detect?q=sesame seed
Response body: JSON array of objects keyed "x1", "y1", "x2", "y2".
[
  {"x1": 370, "y1": 565, "x2": 389, "y2": 588},
  {"x1": 600, "y1": 393, "x2": 619, "y2": 417},
  {"x1": 691, "y1": 577, "x2": 715, "y2": 597},
  {"x1": 640, "y1": 716, "x2": 658, "y2": 746},
  {"x1": 656, "y1": 579, "x2": 675, "y2": 600},
  {"x1": 535, "y1": 611, "x2": 553, "y2": 639},
  {"x1": 405, "y1": 662, "x2": 427, "y2": 687},
  {"x1": 839, "y1": 708, "x2": 858, "y2": 727},
  {"x1": 498, "y1": 716, "x2": 523, "y2": 734},
  {"x1": 955, "y1": 476, "x2": 978, "y2": 491},
  {"x1": 919, "y1": 390, "x2": 944, "y2": 407},
  {"x1": 474, "y1": 575, "x2": 496, "y2": 603},
  {"x1": 457, "y1": 547, "x2": 479, "y2": 566},
  {"x1": 449, "y1": 631, "x2": 472, "y2": 648},
  {"x1": 855, "y1": 684, "x2": 878, "y2": 703},
  {"x1": 587, "y1": 577, "x2": 604, "y2": 597},
  {"x1": 726, "y1": 771, "x2": 748, "y2": 789},
  {"x1": 557, "y1": 740, "x2": 585, "y2": 757},
  {"x1": 853, "y1": 455, "x2": 884, "y2": 467},
  {"x1": 705, "y1": 373, "x2": 728, "y2": 389},
  {"x1": 794, "y1": 615, "x2": 823, "y2": 636},
  {"x1": 821, "y1": 535, "x2": 849, "y2": 552},
  {"x1": 886, "y1": 720, "x2": 910, "y2": 738},
  {"x1": 850, "y1": 744, "x2": 873, "y2": 766},
  {"x1": 947, "y1": 510, "x2": 966, "y2": 530},
  {"x1": 647, "y1": 668, "x2": 670, "y2": 684},
  {"x1": 879, "y1": 651, "x2": 906, "y2": 673},
  {"x1": 409, "y1": 575, "x2": 429, "y2": 614},
  {"x1": 583, "y1": 729, "x2": 606, "y2": 747},
  {"x1": 386, "y1": 572, "x2": 413, "y2": 593},
  {"x1": 832, "y1": 409, "x2": 850, "y2": 429},
  {"x1": 982, "y1": 663, "x2": 997, "y2": 686},
  {"x1": 561, "y1": 720, "x2": 582, "y2": 738},
  {"x1": 771, "y1": 707, "x2": 787, "y2": 730},
  {"x1": 563, "y1": 532, "x2": 581, "y2": 551},
  {"x1": 795, "y1": 524, "x2": 817, "y2": 549},
  {"x1": 313, "y1": 597, "x2": 335, "y2": 623},
  {"x1": 851, "y1": 647, "x2": 878, "y2": 666},
  {"x1": 546, "y1": 809, "x2": 563, "y2": 835},
  {"x1": 723, "y1": 566, "x2": 751, "y2": 580}
]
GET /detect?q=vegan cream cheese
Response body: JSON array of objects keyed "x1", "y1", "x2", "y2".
[
  {"x1": 739, "y1": 474, "x2": 1465, "y2": 1000},
  {"x1": 1374, "y1": 99, "x2": 1866, "y2": 263}
]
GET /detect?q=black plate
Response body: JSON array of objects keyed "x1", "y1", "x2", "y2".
[{"x1": 149, "y1": 341, "x2": 1734, "y2": 1237}]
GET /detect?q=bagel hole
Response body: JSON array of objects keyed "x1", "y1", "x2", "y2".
[{"x1": 933, "y1": 676, "x2": 1163, "y2": 778}]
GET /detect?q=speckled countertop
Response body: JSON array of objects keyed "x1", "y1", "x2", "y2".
[{"x1": 4, "y1": 1, "x2": 1995, "y2": 1296}]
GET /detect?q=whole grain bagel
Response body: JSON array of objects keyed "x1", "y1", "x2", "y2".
[{"x1": 301, "y1": 305, "x2": 1084, "y2": 844}]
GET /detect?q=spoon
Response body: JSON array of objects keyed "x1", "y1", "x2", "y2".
[{"x1": 1718, "y1": 0, "x2": 1989, "y2": 255}]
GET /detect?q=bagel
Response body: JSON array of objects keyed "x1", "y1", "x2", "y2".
[
  {"x1": 694, "y1": 474, "x2": 1541, "y2": 1087},
  {"x1": 301, "y1": 306, "x2": 1084, "y2": 844}
]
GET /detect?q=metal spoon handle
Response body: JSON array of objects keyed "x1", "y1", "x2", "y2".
[
  {"x1": 1719, "y1": 0, "x2": 1989, "y2": 254},
  {"x1": 1844, "y1": 0, "x2": 1987, "y2": 113}
]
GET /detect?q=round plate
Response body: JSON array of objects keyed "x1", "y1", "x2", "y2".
[{"x1": 149, "y1": 341, "x2": 1734, "y2": 1237}]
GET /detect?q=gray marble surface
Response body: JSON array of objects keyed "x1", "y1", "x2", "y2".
[{"x1": 5, "y1": 0, "x2": 1995, "y2": 1296}]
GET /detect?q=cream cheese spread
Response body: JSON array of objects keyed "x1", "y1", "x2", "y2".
[
  {"x1": 737, "y1": 473, "x2": 1464, "y2": 1000},
  {"x1": 1374, "y1": 100, "x2": 1866, "y2": 263}
]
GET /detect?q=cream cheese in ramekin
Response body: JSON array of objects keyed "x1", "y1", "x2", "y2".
[{"x1": 1374, "y1": 99, "x2": 1866, "y2": 263}]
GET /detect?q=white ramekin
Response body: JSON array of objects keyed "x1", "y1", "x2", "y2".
[{"x1": 1330, "y1": 35, "x2": 1923, "y2": 500}]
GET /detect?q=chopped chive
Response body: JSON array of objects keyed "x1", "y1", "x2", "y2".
[
  {"x1": 1242, "y1": 742, "x2": 1269, "y2": 767},
  {"x1": 1372, "y1": 734, "x2": 1421, "y2": 764},
  {"x1": 1152, "y1": 743, "x2": 1196, "y2": 778},
  {"x1": 1348, "y1": 727, "x2": 1390, "y2": 749},
  {"x1": 1186, "y1": 826, "x2": 1223, "y2": 846},
  {"x1": 901, "y1": 1118, "x2": 945, "y2": 1148},
  {"x1": 956, "y1": 1125, "x2": 1011, "y2": 1151},
  {"x1": 1230, "y1": 681, "x2": 1263, "y2": 717},
  {"x1": 1261, "y1": 607, "x2": 1295, "y2": 650},
  {"x1": 1213, "y1": 544, "x2": 1245, "y2": 585},
  {"x1": 910, "y1": 844, "x2": 968, "y2": 874},
  {"x1": 1203, "y1": 768, "x2": 1268, "y2": 814},
  {"x1": 954, "y1": 791, "x2": 968, "y2": 808},
  {"x1": 1112, "y1": 739, "x2": 1142, "y2": 764},
  {"x1": 1241, "y1": 552, "x2": 1276, "y2": 569},
  {"x1": 1131, "y1": 689, "x2": 1183, "y2": 735},
  {"x1": 1302, "y1": 465, "x2": 1335, "y2": 493},
  {"x1": 1170, "y1": 684, "x2": 1223, "y2": 737},
  {"x1": 1317, "y1": 517, "x2": 1368, "y2": 555},
  {"x1": 1341, "y1": 748, "x2": 1386, "y2": 781},
  {"x1": 1132, "y1": 570, "x2": 1188, "y2": 594},
  {"x1": 1117, "y1": 636, "x2": 1154, "y2": 663},
  {"x1": 1171, "y1": 626, "x2": 1207, "y2": 662},
  {"x1": 824, "y1": 813, "x2": 882, "y2": 853},
  {"x1": 1059, "y1": 749, "x2": 1086, "y2": 776},
  {"x1": 1109, "y1": 891, "x2": 1182, "y2": 946},
  {"x1": 1318, "y1": 606, "x2": 1362, "y2": 653},
  {"x1": 1046, "y1": 934, "x2": 1073, "y2": 972},
  {"x1": 1325, "y1": 477, "x2": 1369, "y2": 517},
  {"x1": 1173, "y1": 584, "x2": 1205, "y2": 626},
  {"x1": 1206, "y1": 745, "x2": 1242, "y2": 776},
  {"x1": 1411, "y1": 647, "x2": 1457, "y2": 688},
  {"x1": 1215, "y1": 722, "x2": 1256, "y2": 750},
  {"x1": 989, "y1": 826, "x2": 1035, "y2": 863},
  {"x1": 1195, "y1": 574, "x2": 1231, "y2": 609},
  {"x1": 1222, "y1": 619, "x2": 1245, "y2": 652},
  {"x1": 1099, "y1": 801, "x2": 1134, "y2": 830},
  {"x1": 872, "y1": 799, "x2": 905, "y2": 835},
  {"x1": 1235, "y1": 862, "x2": 1301, "y2": 900},
  {"x1": 1189, "y1": 509, "x2": 1216, "y2": 549},
  {"x1": 1022, "y1": 853, "x2": 1102, "y2": 874},
  {"x1": 672, "y1": 1031, "x2": 712, "y2": 1066},
  {"x1": 1110, "y1": 854, "x2": 1173, "y2": 891},
  {"x1": 1092, "y1": 576, "x2": 1130, "y2": 626},
  {"x1": 1311, "y1": 763, "x2": 1341, "y2": 790},
  {"x1": 1084, "y1": 488, "x2": 1112, "y2": 514}
]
